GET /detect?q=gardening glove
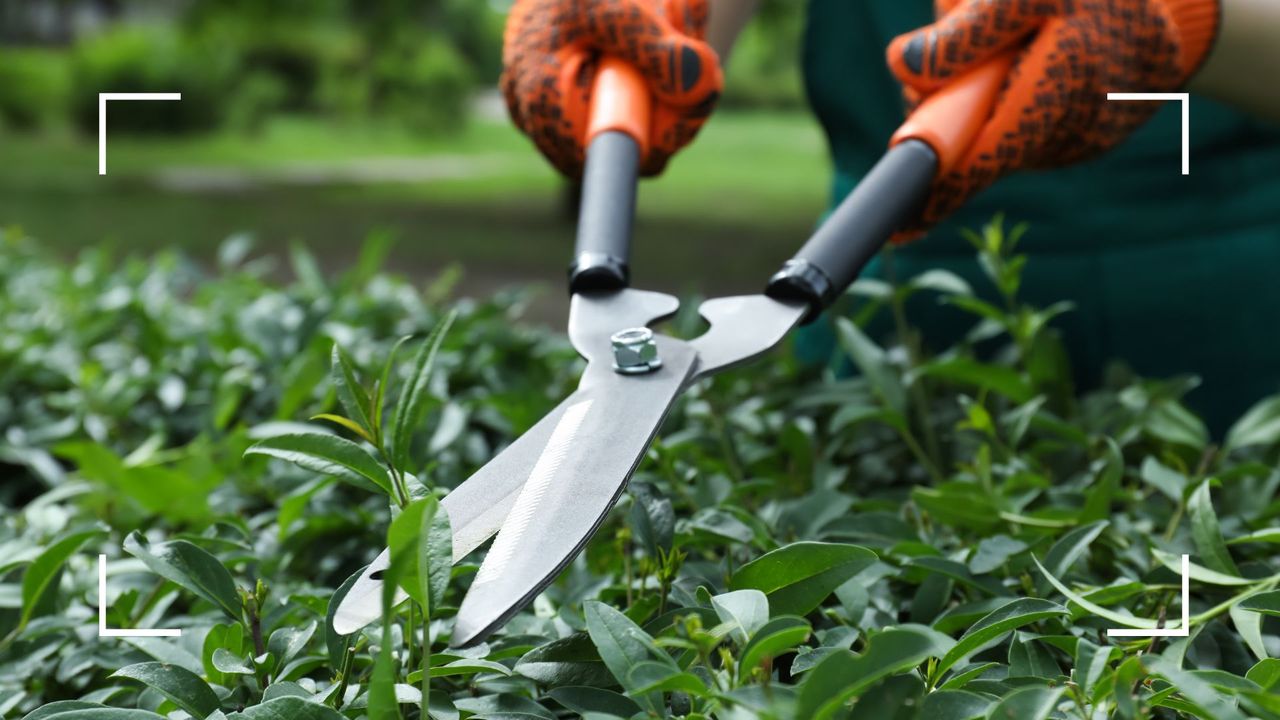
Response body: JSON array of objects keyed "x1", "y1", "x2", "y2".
[
  {"x1": 886, "y1": 0, "x2": 1220, "y2": 235},
  {"x1": 501, "y1": 0, "x2": 723, "y2": 177}
]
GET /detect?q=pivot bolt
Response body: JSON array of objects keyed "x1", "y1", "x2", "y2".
[{"x1": 611, "y1": 327, "x2": 662, "y2": 375}]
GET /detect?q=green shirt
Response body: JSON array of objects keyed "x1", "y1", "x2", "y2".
[{"x1": 800, "y1": 0, "x2": 1280, "y2": 431}]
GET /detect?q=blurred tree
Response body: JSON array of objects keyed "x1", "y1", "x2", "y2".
[{"x1": 721, "y1": 0, "x2": 806, "y2": 109}]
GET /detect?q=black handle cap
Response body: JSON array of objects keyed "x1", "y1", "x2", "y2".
[
  {"x1": 569, "y1": 252, "x2": 630, "y2": 293},
  {"x1": 765, "y1": 259, "x2": 833, "y2": 324}
]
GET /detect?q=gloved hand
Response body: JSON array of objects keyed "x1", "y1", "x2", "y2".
[
  {"x1": 886, "y1": 0, "x2": 1220, "y2": 233},
  {"x1": 501, "y1": 0, "x2": 723, "y2": 177}
]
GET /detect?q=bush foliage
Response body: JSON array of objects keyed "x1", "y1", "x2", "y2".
[
  {"x1": 0, "y1": 48, "x2": 72, "y2": 132},
  {"x1": 2, "y1": 224, "x2": 1280, "y2": 719},
  {"x1": 7, "y1": 0, "x2": 491, "y2": 138}
]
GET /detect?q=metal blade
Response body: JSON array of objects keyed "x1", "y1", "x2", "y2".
[
  {"x1": 689, "y1": 294, "x2": 806, "y2": 380},
  {"x1": 451, "y1": 336, "x2": 697, "y2": 647},
  {"x1": 331, "y1": 393, "x2": 580, "y2": 635}
]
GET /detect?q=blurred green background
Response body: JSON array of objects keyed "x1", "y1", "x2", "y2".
[{"x1": 0, "y1": 0, "x2": 828, "y2": 323}]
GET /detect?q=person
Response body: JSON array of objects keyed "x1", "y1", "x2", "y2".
[{"x1": 500, "y1": 0, "x2": 1280, "y2": 432}]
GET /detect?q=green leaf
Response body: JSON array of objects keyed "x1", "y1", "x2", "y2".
[
  {"x1": 851, "y1": 675, "x2": 926, "y2": 720},
  {"x1": 1238, "y1": 590, "x2": 1280, "y2": 617},
  {"x1": 796, "y1": 625, "x2": 954, "y2": 720},
  {"x1": 1188, "y1": 482, "x2": 1240, "y2": 576},
  {"x1": 123, "y1": 532, "x2": 240, "y2": 620},
  {"x1": 913, "y1": 357, "x2": 1034, "y2": 403},
  {"x1": 1246, "y1": 658, "x2": 1280, "y2": 691},
  {"x1": 584, "y1": 601, "x2": 674, "y2": 713},
  {"x1": 211, "y1": 648, "x2": 254, "y2": 675},
  {"x1": 326, "y1": 568, "x2": 362, "y2": 671},
  {"x1": 55, "y1": 441, "x2": 214, "y2": 522},
  {"x1": 1225, "y1": 394, "x2": 1280, "y2": 452},
  {"x1": 730, "y1": 541, "x2": 876, "y2": 616},
  {"x1": 919, "y1": 690, "x2": 992, "y2": 720},
  {"x1": 835, "y1": 318, "x2": 906, "y2": 414},
  {"x1": 1042, "y1": 520, "x2": 1108, "y2": 581},
  {"x1": 110, "y1": 662, "x2": 220, "y2": 719},
  {"x1": 19, "y1": 529, "x2": 99, "y2": 630},
  {"x1": 452, "y1": 693, "x2": 554, "y2": 719},
  {"x1": 739, "y1": 616, "x2": 811, "y2": 681},
  {"x1": 1229, "y1": 600, "x2": 1268, "y2": 661},
  {"x1": 228, "y1": 696, "x2": 349, "y2": 719},
  {"x1": 21, "y1": 705, "x2": 166, "y2": 720},
  {"x1": 1074, "y1": 638, "x2": 1116, "y2": 694},
  {"x1": 626, "y1": 661, "x2": 706, "y2": 696},
  {"x1": 267, "y1": 620, "x2": 315, "y2": 670},
  {"x1": 1151, "y1": 548, "x2": 1251, "y2": 586},
  {"x1": 1142, "y1": 655, "x2": 1248, "y2": 720},
  {"x1": 1034, "y1": 555, "x2": 1160, "y2": 629},
  {"x1": 202, "y1": 621, "x2": 246, "y2": 687},
  {"x1": 391, "y1": 310, "x2": 457, "y2": 467},
  {"x1": 1007, "y1": 632, "x2": 1059, "y2": 678},
  {"x1": 514, "y1": 634, "x2": 614, "y2": 688},
  {"x1": 547, "y1": 687, "x2": 641, "y2": 718},
  {"x1": 932, "y1": 598, "x2": 1068, "y2": 680},
  {"x1": 373, "y1": 335, "x2": 412, "y2": 438},
  {"x1": 1140, "y1": 457, "x2": 1187, "y2": 502},
  {"x1": 938, "y1": 662, "x2": 1000, "y2": 690},
  {"x1": 309, "y1": 413, "x2": 373, "y2": 443},
  {"x1": 983, "y1": 687, "x2": 1065, "y2": 720},
  {"x1": 1228, "y1": 527, "x2": 1280, "y2": 545},
  {"x1": 1113, "y1": 655, "x2": 1145, "y2": 719},
  {"x1": 1082, "y1": 439, "x2": 1123, "y2": 522},
  {"x1": 245, "y1": 433, "x2": 393, "y2": 497},
  {"x1": 429, "y1": 659, "x2": 512, "y2": 677},
  {"x1": 906, "y1": 268, "x2": 972, "y2": 297},
  {"x1": 367, "y1": 624, "x2": 401, "y2": 720},
  {"x1": 1145, "y1": 398, "x2": 1209, "y2": 449},
  {"x1": 967, "y1": 534, "x2": 1028, "y2": 575},
  {"x1": 911, "y1": 483, "x2": 1002, "y2": 533},
  {"x1": 386, "y1": 496, "x2": 449, "y2": 609},
  {"x1": 423, "y1": 500, "x2": 452, "y2": 612},
  {"x1": 330, "y1": 344, "x2": 374, "y2": 440},
  {"x1": 369, "y1": 496, "x2": 419, "y2": 720},
  {"x1": 710, "y1": 589, "x2": 768, "y2": 644}
]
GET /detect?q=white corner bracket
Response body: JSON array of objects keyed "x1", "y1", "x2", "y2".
[
  {"x1": 1105, "y1": 92, "x2": 1190, "y2": 175},
  {"x1": 98, "y1": 92, "x2": 182, "y2": 176},
  {"x1": 98, "y1": 554, "x2": 182, "y2": 638},
  {"x1": 1107, "y1": 554, "x2": 1190, "y2": 638}
]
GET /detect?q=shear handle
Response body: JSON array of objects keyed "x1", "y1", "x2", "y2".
[
  {"x1": 569, "y1": 58, "x2": 652, "y2": 294},
  {"x1": 766, "y1": 55, "x2": 1013, "y2": 321}
]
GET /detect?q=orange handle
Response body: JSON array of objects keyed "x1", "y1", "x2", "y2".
[
  {"x1": 586, "y1": 57, "x2": 652, "y2": 157},
  {"x1": 890, "y1": 53, "x2": 1015, "y2": 174}
]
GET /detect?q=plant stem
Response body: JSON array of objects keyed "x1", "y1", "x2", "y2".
[
  {"x1": 899, "y1": 426, "x2": 945, "y2": 484},
  {"x1": 422, "y1": 609, "x2": 432, "y2": 720},
  {"x1": 623, "y1": 538, "x2": 634, "y2": 608},
  {"x1": 245, "y1": 597, "x2": 268, "y2": 688},
  {"x1": 1189, "y1": 576, "x2": 1280, "y2": 626},
  {"x1": 332, "y1": 644, "x2": 356, "y2": 709},
  {"x1": 406, "y1": 603, "x2": 417, "y2": 677},
  {"x1": 883, "y1": 248, "x2": 945, "y2": 472},
  {"x1": 707, "y1": 393, "x2": 745, "y2": 483},
  {"x1": 1162, "y1": 499, "x2": 1186, "y2": 543}
]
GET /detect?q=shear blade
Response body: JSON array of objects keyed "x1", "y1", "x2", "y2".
[
  {"x1": 332, "y1": 393, "x2": 579, "y2": 635},
  {"x1": 450, "y1": 337, "x2": 697, "y2": 647}
]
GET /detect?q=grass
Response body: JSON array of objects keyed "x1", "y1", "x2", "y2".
[{"x1": 0, "y1": 111, "x2": 828, "y2": 319}]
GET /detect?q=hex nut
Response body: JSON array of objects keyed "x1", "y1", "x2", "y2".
[{"x1": 611, "y1": 327, "x2": 662, "y2": 374}]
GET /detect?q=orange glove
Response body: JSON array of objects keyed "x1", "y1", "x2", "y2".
[
  {"x1": 886, "y1": 0, "x2": 1220, "y2": 234},
  {"x1": 501, "y1": 0, "x2": 723, "y2": 177}
]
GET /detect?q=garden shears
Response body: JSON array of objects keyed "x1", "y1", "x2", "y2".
[{"x1": 333, "y1": 53, "x2": 1012, "y2": 646}]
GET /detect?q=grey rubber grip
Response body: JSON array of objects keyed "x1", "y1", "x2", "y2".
[
  {"x1": 569, "y1": 131, "x2": 640, "y2": 293},
  {"x1": 766, "y1": 139, "x2": 939, "y2": 320}
]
